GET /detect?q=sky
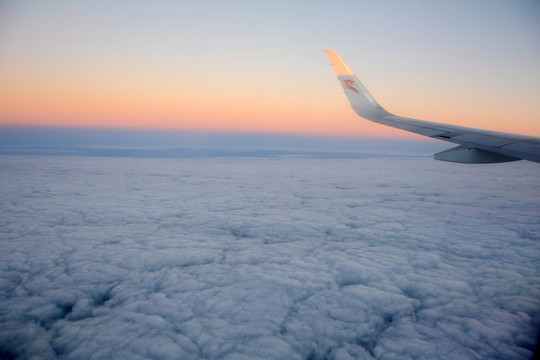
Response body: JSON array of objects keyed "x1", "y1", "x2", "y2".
[
  {"x1": 1, "y1": 155, "x2": 539, "y2": 359},
  {"x1": 1, "y1": 0, "x2": 539, "y2": 139}
]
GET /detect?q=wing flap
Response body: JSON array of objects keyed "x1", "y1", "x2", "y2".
[{"x1": 450, "y1": 134, "x2": 517, "y2": 147}]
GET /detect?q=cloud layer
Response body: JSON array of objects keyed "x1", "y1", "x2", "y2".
[{"x1": 1, "y1": 155, "x2": 539, "y2": 359}]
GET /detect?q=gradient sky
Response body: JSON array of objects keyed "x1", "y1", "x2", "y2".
[{"x1": 1, "y1": 0, "x2": 539, "y2": 138}]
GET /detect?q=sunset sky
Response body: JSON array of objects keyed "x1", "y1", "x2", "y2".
[{"x1": 1, "y1": 0, "x2": 539, "y2": 138}]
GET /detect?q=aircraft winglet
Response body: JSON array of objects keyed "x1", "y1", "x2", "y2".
[{"x1": 325, "y1": 50, "x2": 392, "y2": 122}]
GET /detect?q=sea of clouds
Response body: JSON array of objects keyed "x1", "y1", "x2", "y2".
[{"x1": 1, "y1": 154, "x2": 539, "y2": 359}]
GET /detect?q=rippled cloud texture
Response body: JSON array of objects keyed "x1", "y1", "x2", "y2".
[{"x1": 1, "y1": 155, "x2": 539, "y2": 359}]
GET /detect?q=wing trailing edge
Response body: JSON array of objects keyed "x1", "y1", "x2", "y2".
[{"x1": 325, "y1": 50, "x2": 540, "y2": 164}]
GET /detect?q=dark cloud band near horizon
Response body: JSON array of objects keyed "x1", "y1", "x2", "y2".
[
  {"x1": 1, "y1": 155, "x2": 539, "y2": 359},
  {"x1": 0, "y1": 126, "x2": 449, "y2": 155}
]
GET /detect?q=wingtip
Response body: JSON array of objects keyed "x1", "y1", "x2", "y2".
[{"x1": 325, "y1": 50, "x2": 354, "y2": 76}]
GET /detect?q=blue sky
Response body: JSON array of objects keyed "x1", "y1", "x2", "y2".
[{"x1": 1, "y1": 1, "x2": 539, "y2": 146}]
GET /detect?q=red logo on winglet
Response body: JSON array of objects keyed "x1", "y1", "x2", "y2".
[{"x1": 343, "y1": 79, "x2": 359, "y2": 94}]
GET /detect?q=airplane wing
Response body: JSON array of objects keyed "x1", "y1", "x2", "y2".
[{"x1": 326, "y1": 50, "x2": 540, "y2": 163}]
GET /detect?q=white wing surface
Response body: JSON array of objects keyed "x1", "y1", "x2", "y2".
[{"x1": 326, "y1": 50, "x2": 540, "y2": 163}]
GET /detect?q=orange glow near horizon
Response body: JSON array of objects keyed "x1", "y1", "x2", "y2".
[
  {"x1": 2, "y1": 90, "x2": 539, "y2": 138},
  {"x1": 1, "y1": 63, "x2": 539, "y2": 139},
  {"x1": 0, "y1": 74, "x2": 406, "y2": 137}
]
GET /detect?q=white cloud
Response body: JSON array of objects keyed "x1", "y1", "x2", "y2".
[{"x1": 1, "y1": 155, "x2": 539, "y2": 359}]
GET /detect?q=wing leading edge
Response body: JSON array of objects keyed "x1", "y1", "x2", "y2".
[{"x1": 326, "y1": 50, "x2": 540, "y2": 164}]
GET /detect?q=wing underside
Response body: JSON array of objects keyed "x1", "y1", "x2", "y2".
[{"x1": 326, "y1": 50, "x2": 540, "y2": 164}]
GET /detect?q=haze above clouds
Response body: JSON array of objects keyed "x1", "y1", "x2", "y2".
[{"x1": 1, "y1": 155, "x2": 539, "y2": 359}]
